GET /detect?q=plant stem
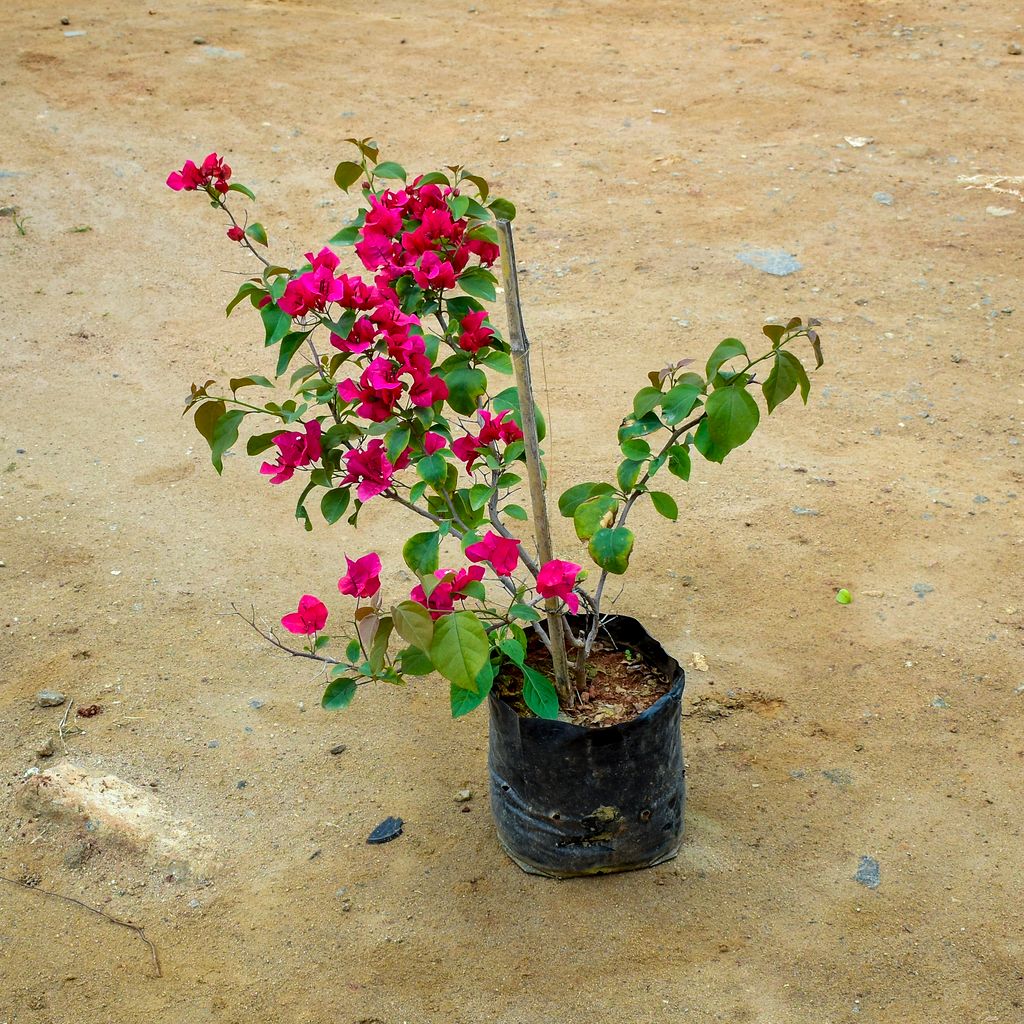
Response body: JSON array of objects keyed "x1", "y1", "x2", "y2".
[{"x1": 496, "y1": 219, "x2": 571, "y2": 703}]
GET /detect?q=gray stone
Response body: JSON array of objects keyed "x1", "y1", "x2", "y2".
[
  {"x1": 822, "y1": 768, "x2": 852, "y2": 787},
  {"x1": 736, "y1": 248, "x2": 802, "y2": 276},
  {"x1": 329, "y1": 743, "x2": 347, "y2": 755},
  {"x1": 36, "y1": 737, "x2": 57, "y2": 758},
  {"x1": 973, "y1": 494, "x2": 989, "y2": 504},
  {"x1": 930, "y1": 696, "x2": 949, "y2": 709},
  {"x1": 36, "y1": 690, "x2": 67, "y2": 707},
  {"x1": 1009, "y1": 42, "x2": 1022, "y2": 55},
  {"x1": 912, "y1": 583, "x2": 935, "y2": 599},
  {"x1": 792, "y1": 506, "x2": 819, "y2": 516},
  {"x1": 248, "y1": 698, "x2": 264, "y2": 709},
  {"x1": 453, "y1": 789, "x2": 473, "y2": 802},
  {"x1": 873, "y1": 192, "x2": 894, "y2": 206},
  {"x1": 854, "y1": 855, "x2": 880, "y2": 889}
]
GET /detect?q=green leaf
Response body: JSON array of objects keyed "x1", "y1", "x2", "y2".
[
  {"x1": 618, "y1": 412, "x2": 662, "y2": 441},
  {"x1": 226, "y1": 281, "x2": 263, "y2": 317},
  {"x1": 320, "y1": 488, "x2": 350, "y2": 524},
  {"x1": 194, "y1": 400, "x2": 226, "y2": 450},
  {"x1": 705, "y1": 338, "x2": 748, "y2": 381},
  {"x1": 227, "y1": 183, "x2": 256, "y2": 201},
  {"x1": 374, "y1": 161, "x2": 407, "y2": 181},
  {"x1": 417, "y1": 170, "x2": 452, "y2": 187},
  {"x1": 334, "y1": 160, "x2": 363, "y2": 191},
  {"x1": 469, "y1": 483, "x2": 494, "y2": 510},
  {"x1": 509, "y1": 603, "x2": 541, "y2": 622},
  {"x1": 403, "y1": 531, "x2": 440, "y2": 575},
  {"x1": 667, "y1": 444, "x2": 691, "y2": 481},
  {"x1": 481, "y1": 349, "x2": 513, "y2": 375},
  {"x1": 276, "y1": 331, "x2": 309, "y2": 377},
  {"x1": 660, "y1": 377, "x2": 703, "y2": 426},
  {"x1": 445, "y1": 366, "x2": 488, "y2": 415},
  {"x1": 617, "y1": 458, "x2": 645, "y2": 493},
  {"x1": 462, "y1": 172, "x2": 490, "y2": 202},
  {"x1": 574, "y1": 493, "x2": 619, "y2": 541},
  {"x1": 392, "y1": 601, "x2": 434, "y2": 651},
  {"x1": 499, "y1": 638, "x2": 526, "y2": 664},
  {"x1": 558, "y1": 482, "x2": 611, "y2": 517},
  {"x1": 328, "y1": 224, "x2": 360, "y2": 246},
  {"x1": 409, "y1": 480, "x2": 428, "y2": 504},
  {"x1": 261, "y1": 303, "x2": 291, "y2": 346},
  {"x1": 322, "y1": 675, "x2": 357, "y2": 710},
  {"x1": 229, "y1": 375, "x2": 273, "y2": 393},
  {"x1": 620, "y1": 438, "x2": 651, "y2": 460},
  {"x1": 245, "y1": 222, "x2": 268, "y2": 246},
  {"x1": 246, "y1": 429, "x2": 280, "y2": 456},
  {"x1": 449, "y1": 195, "x2": 471, "y2": 219},
  {"x1": 705, "y1": 385, "x2": 760, "y2": 451},
  {"x1": 785, "y1": 350, "x2": 811, "y2": 403},
  {"x1": 762, "y1": 350, "x2": 800, "y2": 413},
  {"x1": 503, "y1": 503, "x2": 529, "y2": 521},
  {"x1": 492, "y1": 387, "x2": 545, "y2": 442},
  {"x1": 632, "y1": 386, "x2": 663, "y2": 419},
  {"x1": 835, "y1": 588, "x2": 852, "y2": 605},
  {"x1": 385, "y1": 425, "x2": 410, "y2": 464},
  {"x1": 430, "y1": 611, "x2": 489, "y2": 692},
  {"x1": 762, "y1": 323, "x2": 786, "y2": 347},
  {"x1": 345, "y1": 639, "x2": 362, "y2": 663},
  {"x1": 398, "y1": 646, "x2": 434, "y2": 676},
  {"x1": 588, "y1": 526, "x2": 634, "y2": 575},
  {"x1": 368, "y1": 616, "x2": 393, "y2": 674},
  {"x1": 458, "y1": 267, "x2": 497, "y2": 302},
  {"x1": 294, "y1": 479, "x2": 315, "y2": 531},
  {"x1": 522, "y1": 666, "x2": 559, "y2": 719},
  {"x1": 417, "y1": 452, "x2": 448, "y2": 487},
  {"x1": 693, "y1": 418, "x2": 730, "y2": 464},
  {"x1": 210, "y1": 409, "x2": 247, "y2": 474},
  {"x1": 450, "y1": 660, "x2": 494, "y2": 718},
  {"x1": 488, "y1": 197, "x2": 517, "y2": 221},
  {"x1": 649, "y1": 491, "x2": 678, "y2": 521}
]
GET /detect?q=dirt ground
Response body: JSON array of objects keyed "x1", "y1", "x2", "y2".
[{"x1": 2, "y1": 0, "x2": 1022, "y2": 1021}]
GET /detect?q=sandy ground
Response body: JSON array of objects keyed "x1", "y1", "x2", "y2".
[{"x1": 2, "y1": 0, "x2": 1023, "y2": 1021}]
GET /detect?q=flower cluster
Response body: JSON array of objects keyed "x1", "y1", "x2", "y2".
[
  {"x1": 166, "y1": 152, "x2": 232, "y2": 194},
  {"x1": 452, "y1": 409, "x2": 524, "y2": 472},
  {"x1": 260, "y1": 421, "x2": 322, "y2": 485}
]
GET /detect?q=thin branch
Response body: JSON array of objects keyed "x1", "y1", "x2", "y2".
[
  {"x1": 58, "y1": 698, "x2": 74, "y2": 753},
  {"x1": 0, "y1": 875, "x2": 162, "y2": 978},
  {"x1": 234, "y1": 604, "x2": 342, "y2": 665}
]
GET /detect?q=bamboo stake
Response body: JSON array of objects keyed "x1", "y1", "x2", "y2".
[{"x1": 495, "y1": 219, "x2": 571, "y2": 704}]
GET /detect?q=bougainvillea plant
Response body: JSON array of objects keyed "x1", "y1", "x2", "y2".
[{"x1": 170, "y1": 140, "x2": 823, "y2": 721}]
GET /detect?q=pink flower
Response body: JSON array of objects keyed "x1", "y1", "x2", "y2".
[
  {"x1": 166, "y1": 152, "x2": 232, "y2": 193},
  {"x1": 331, "y1": 315, "x2": 377, "y2": 354},
  {"x1": 423, "y1": 431, "x2": 447, "y2": 455},
  {"x1": 410, "y1": 566, "x2": 486, "y2": 619},
  {"x1": 451, "y1": 410, "x2": 524, "y2": 472},
  {"x1": 458, "y1": 310, "x2": 495, "y2": 354},
  {"x1": 413, "y1": 251, "x2": 457, "y2": 291},
  {"x1": 337, "y1": 357, "x2": 405, "y2": 422},
  {"x1": 259, "y1": 420, "x2": 322, "y2": 485},
  {"x1": 341, "y1": 439, "x2": 402, "y2": 502},
  {"x1": 226, "y1": 225, "x2": 245, "y2": 242},
  {"x1": 465, "y1": 531, "x2": 520, "y2": 577},
  {"x1": 281, "y1": 594, "x2": 329, "y2": 636},
  {"x1": 338, "y1": 553, "x2": 382, "y2": 598},
  {"x1": 463, "y1": 235, "x2": 500, "y2": 267},
  {"x1": 536, "y1": 560, "x2": 582, "y2": 614}
]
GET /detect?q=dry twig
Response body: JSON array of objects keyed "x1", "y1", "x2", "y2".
[{"x1": 0, "y1": 874, "x2": 162, "y2": 978}]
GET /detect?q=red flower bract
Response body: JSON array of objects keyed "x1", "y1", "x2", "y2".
[
  {"x1": 259, "y1": 420, "x2": 322, "y2": 485},
  {"x1": 465, "y1": 530, "x2": 520, "y2": 577},
  {"x1": 340, "y1": 439, "x2": 406, "y2": 502},
  {"x1": 536, "y1": 560, "x2": 582, "y2": 614},
  {"x1": 281, "y1": 594, "x2": 329, "y2": 636},
  {"x1": 410, "y1": 566, "x2": 486, "y2": 620},
  {"x1": 166, "y1": 152, "x2": 232, "y2": 194},
  {"x1": 338, "y1": 553, "x2": 382, "y2": 598}
]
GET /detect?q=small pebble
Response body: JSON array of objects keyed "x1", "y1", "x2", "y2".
[
  {"x1": 329, "y1": 743, "x2": 347, "y2": 755},
  {"x1": 973, "y1": 495, "x2": 989, "y2": 504},
  {"x1": 872, "y1": 192, "x2": 894, "y2": 206},
  {"x1": 792, "y1": 506, "x2": 819, "y2": 517},
  {"x1": 36, "y1": 737, "x2": 57, "y2": 758},
  {"x1": 236, "y1": 780, "x2": 247, "y2": 789},
  {"x1": 453, "y1": 789, "x2": 473, "y2": 802},
  {"x1": 1009, "y1": 42, "x2": 1022, "y2": 55},
  {"x1": 60, "y1": 16, "x2": 70, "y2": 24},
  {"x1": 248, "y1": 698, "x2": 264, "y2": 709},
  {"x1": 931, "y1": 697, "x2": 949, "y2": 709},
  {"x1": 367, "y1": 816, "x2": 404, "y2": 844},
  {"x1": 193, "y1": 37, "x2": 206, "y2": 44},
  {"x1": 822, "y1": 768, "x2": 852, "y2": 787},
  {"x1": 36, "y1": 690, "x2": 67, "y2": 707},
  {"x1": 207, "y1": 740, "x2": 219, "y2": 749},
  {"x1": 912, "y1": 583, "x2": 935, "y2": 599}
]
